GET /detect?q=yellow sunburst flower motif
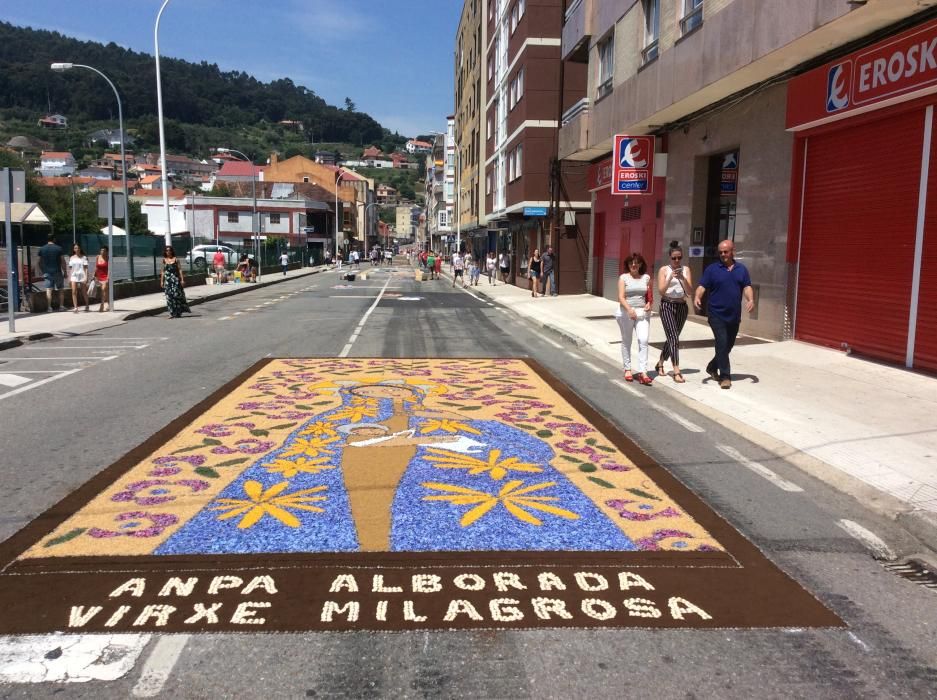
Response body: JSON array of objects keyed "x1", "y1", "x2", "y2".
[
  {"x1": 328, "y1": 403, "x2": 378, "y2": 423},
  {"x1": 279, "y1": 434, "x2": 340, "y2": 459},
  {"x1": 424, "y1": 448, "x2": 541, "y2": 481},
  {"x1": 264, "y1": 456, "x2": 334, "y2": 478},
  {"x1": 213, "y1": 480, "x2": 327, "y2": 529},
  {"x1": 422, "y1": 480, "x2": 579, "y2": 527},
  {"x1": 299, "y1": 421, "x2": 339, "y2": 437},
  {"x1": 420, "y1": 418, "x2": 481, "y2": 435}
]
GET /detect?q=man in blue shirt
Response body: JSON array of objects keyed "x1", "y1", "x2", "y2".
[
  {"x1": 693, "y1": 239, "x2": 754, "y2": 389},
  {"x1": 37, "y1": 234, "x2": 66, "y2": 311}
]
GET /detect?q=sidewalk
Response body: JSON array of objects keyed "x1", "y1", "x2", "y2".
[
  {"x1": 0, "y1": 265, "x2": 327, "y2": 350},
  {"x1": 445, "y1": 272, "x2": 937, "y2": 550}
]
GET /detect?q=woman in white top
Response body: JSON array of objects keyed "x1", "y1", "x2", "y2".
[
  {"x1": 67, "y1": 243, "x2": 89, "y2": 313},
  {"x1": 617, "y1": 252, "x2": 654, "y2": 385},
  {"x1": 655, "y1": 245, "x2": 694, "y2": 382}
]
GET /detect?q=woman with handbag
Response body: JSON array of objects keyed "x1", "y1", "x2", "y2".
[
  {"x1": 616, "y1": 252, "x2": 654, "y2": 385},
  {"x1": 92, "y1": 246, "x2": 110, "y2": 312},
  {"x1": 67, "y1": 243, "x2": 89, "y2": 313},
  {"x1": 160, "y1": 245, "x2": 190, "y2": 318},
  {"x1": 527, "y1": 249, "x2": 542, "y2": 298}
]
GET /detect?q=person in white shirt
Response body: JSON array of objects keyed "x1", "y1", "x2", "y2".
[
  {"x1": 451, "y1": 251, "x2": 464, "y2": 287},
  {"x1": 279, "y1": 252, "x2": 289, "y2": 275},
  {"x1": 67, "y1": 243, "x2": 89, "y2": 313}
]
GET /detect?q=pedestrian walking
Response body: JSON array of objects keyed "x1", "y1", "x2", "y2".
[
  {"x1": 279, "y1": 251, "x2": 289, "y2": 275},
  {"x1": 92, "y1": 246, "x2": 110, "y2": 312},
  {"x1": 352, "y1": 250, "x2": 361, "y2": 268},
  {"x1": 235, "y1": 254, "x2": 249, "y2": 283},
  {"x1": 616, "y1": 252, "x2": 654, "y2": 385},
  {"x1": 498, "y1": 250, "x2": 511, "y2": 284},
  {"x1": 486, "y1": 251, "x2": 497, "y2": 285},
  {"x1": 161, "y1": 245, "x2": 190, "y2": 318},
  {"x1": 694, "y1": 239, "x2": 754, "y2": 390},
  {"x1": 384, "y1": 248, "x2": 393, "y2": 265},
  {"x1": 37, "y1": 234, "x2": 65, "y2": 311},
  {"x1": 451, "y1": 250, "x2": 465, "y2": 287},
  {"x1": 213, "y1": 249, "x2": 226, "y2": 284},
  {"x1": 426, "y1": 251, "x2": 437, "y2": 280},
  {"x1": 541, "y1": 246, "x2": 557, "y2": 296},
  {"x1": 527, "y1": 249, "x2": 542, "y2": 298},
  {"x1": 467, "y1": 252, "x2": 480, "y2": 286},
  {"x1": 67, "y1": 243, "x2": 90, "y2": 313},
  {"x1": 434, "y1": 253, "x2": 442, "y2": 278},
  {"x1": 655, "y1": 244, "x2": 693, "y2": 382}
]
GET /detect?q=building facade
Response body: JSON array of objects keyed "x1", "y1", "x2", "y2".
[
  {"x1": 559, "y1": 0, "x2": 937, "y2": 368},
  {"x1": 484, "y1": 0, "x2": 589, "y2": 291}
]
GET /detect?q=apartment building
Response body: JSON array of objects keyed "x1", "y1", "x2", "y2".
[
  {"x1": 424, "y1": 132, "x2": 450, "y2": 252},
  {"x1": 559, "y1": 0, "x2": 937, "y2": 370},
  {"x1": 485, "y1": 0, "x2": 589, "y2": 291},
  {"x1": 455, "y1": 0, "x2": 488, "y2": 260}
]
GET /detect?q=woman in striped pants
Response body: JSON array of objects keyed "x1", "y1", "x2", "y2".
[{"x1": 655, "y1": 246, "x2": 693, "y2": 383}]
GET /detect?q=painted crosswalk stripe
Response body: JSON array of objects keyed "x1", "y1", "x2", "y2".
[
  {"x1": 581, "y1": 361, "x2": 604, "y2": 374},
  {"x1": 541, "y1": 337, "x2": 563, "y2": 349},
  {"x1": 644, "y1": 399, "x2": 705, "y2": 432},
  {"x1": 612, "y1": 379, "x2": 644, "y2": 397},
  {"x1": 716, "y1": 444, "x2": 804, "y2": 492}
]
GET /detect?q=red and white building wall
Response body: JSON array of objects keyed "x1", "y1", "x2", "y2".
[{"x1": 786, "y1": 17, "x2": 937, "y2": 371}]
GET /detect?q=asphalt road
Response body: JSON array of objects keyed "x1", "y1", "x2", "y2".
[{"x1": 0, "y1": 265, "x2": 935, "y2": 698}]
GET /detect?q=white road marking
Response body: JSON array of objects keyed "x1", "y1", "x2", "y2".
[
  {"x1": 581, "y1": 361, "x2": 604, "y2": 374},
  {"x1": 847, "y1": 632, "x2": 872, "y2": 652},
  {"x1": 218, "y1": 316, "x2": 232, "y2": 321},
  {"x1": 0, "y1": 633, "x2": 150, "y2": 684},
  {"x1": 0, "y1": 373, "x2": 30, "y2": 387},
  {"x1": 29, "y1": 345, "x2": 148, "y2": 350},
  {"x1": 565, "y1": 351, "x2": 582, "y2": 360},
  {"x1": 0, "y1": 369, "x2": 82, "y2": 401},
  {"x1": 131, "y1": 635, "x2": 189, "y2": 697},
  {"x1": 339, "y1": 275, "x2": 392, "y2": 358},
  {"x1": 837, "y1": 519, "x2": 896, "y2": 560},
  {"x1": 612, "y1": 379, "x2": 644, "y2": 397},
  {"x1": 716, "y1": 445, "x2": 804, "y2": 492},
  {"x1": 645, "y1": 399, "x2": 706, "y2": 432},
  {"x1": 1, "y1": 357, "x2": 116, "y2": 361},
  {"x1": 541, "y1": 337, "x2": 563, "y2": 349}
]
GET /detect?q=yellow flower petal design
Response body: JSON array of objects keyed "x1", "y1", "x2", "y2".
[
  {"x1": 420, "y1": 418, "x2": 481, "y2": 435},
  {"x1": 421, "y1": 479, "x2": 578, "y2": 528},
  {"x1": 212, "y1": 481, "x2": 327, "y2": 529},
  {"x1": 423, "y1": 448, "x2": 542, "y2": 481}
]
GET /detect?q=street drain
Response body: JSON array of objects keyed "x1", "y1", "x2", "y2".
[{"x1": 882, "y1": 560, "x2": 937, "y2": 590}]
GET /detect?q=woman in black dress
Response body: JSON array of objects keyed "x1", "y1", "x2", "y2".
[{"x1": 160, "y1": 246, "x2": 190, "y2": 318}]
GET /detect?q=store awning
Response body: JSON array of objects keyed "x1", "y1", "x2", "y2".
[{"x1": 0, "y1": 202, "x2": 51, "y2": 225}]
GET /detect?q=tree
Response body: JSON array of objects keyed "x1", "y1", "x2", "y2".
[{"x1": 344, "y1": 97, "x2": 356, "y2": 112}]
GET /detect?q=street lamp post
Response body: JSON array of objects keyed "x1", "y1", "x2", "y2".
[
  {"x1": 51, "y1": 62, "x2": 128, "y2": 314},
  {"x1": 454, "y1": 143, "x2": 462, "y2": 255},
  {"x1": 154, "y1": 0, "x2": 172, "y2": 246},
  {"x1": 334, "y1": 170, "x2": 346, "y2": 266},
  {"x1": 214, "y1": 148, "x2": 258, "y2": 279}
]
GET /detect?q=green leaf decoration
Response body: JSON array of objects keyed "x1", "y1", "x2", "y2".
[
  {"x1": 554, "y1": 415, "x2": 574, "y2": 421},
  {"x1": 440, "y1": 401, "x2": 463, "y2": 406},
  {"x1": 195, "y1": 467, "x2": 220, "y2": 479},
  {"x1": 578, "y1": 463, "x2": 597, "y2": 473},
  {"x1": 560, "y1": 455, "x2": 581, "y2": 463},
  {"x1": 225, "y1": 415, "x2": 251, "y2": 422},
  {"x1": 597, "y1": 445, "x2": 616, "y2": 453},
  {"x1": 313, "y1": 400, "x2": 333, "y2": 405},
  {"x1": 288, "y1": 384, "x2": 303, "y2": 391},
  {"x1": 538, "y1": 410, "x2": 552, "y2": 416},
  {"x1": 172, "y1": 444, "x2": 205, "y2": 454},
  {"x1": 250, "y1": 429, "x2": 270, "y2": 437},
  {"x1": 536, "y1": 430, "x2": 554, "y2": 438},
  {"x1": 294, "y1": 404, "x2": 315, "y2": 410},
  {"x1": 585, "y1": 438, "x2": 597, "y2": 446},
  {"x1": 214, "y1": 457, "x2": 249, "y2": 468},
  {"x1": 458, "y1": 405, "x2": 481, "y2": 411},
  {"x1": 44, "y1": 528, "x2": 86, "y2": 547},
  {"x1": 202, "y1": 438, "x2": 222, "y2": 445},
  {"x1": 626, "y1": 488, "x2": 661, "y2": 501},
  {"x1": 515, "y1": 424, "x2": 537, "y2": 430},
  {"x1": 512, "y1": 394, "x2": 538, "y2": 400},
  {"x1": 587, "y1": 476, "x2": 616, "y2": 489},
  {"x1": 250, "y1": 411, "x2": 267, "y2": 415},
  {"x1": 267, "y1": 423, "x2": 297, "y2": 431}
]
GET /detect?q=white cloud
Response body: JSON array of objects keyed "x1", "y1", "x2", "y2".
[{"x1": 283, "y1": 1, "x2": 375, "y2": 41}]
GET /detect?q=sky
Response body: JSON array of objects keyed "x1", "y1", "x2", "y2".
[{"x1": 3, "y1": 0, "x2": 463, "y2": 138}]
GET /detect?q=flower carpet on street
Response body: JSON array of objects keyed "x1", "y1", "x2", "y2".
[{"x1": 0, "y1": 359, "x2": 842, "y2": 633}]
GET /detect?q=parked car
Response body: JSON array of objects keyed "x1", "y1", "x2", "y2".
[{"x1": 187, "y1": 245, "x2": 239, "y2": 270}]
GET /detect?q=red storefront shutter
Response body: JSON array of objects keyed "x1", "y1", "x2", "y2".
[
  {"x1": 915, "y1": 109, "x2": 937, "y2": 371},
  {"x1": 796, "y1": 108, "x2": 924, "y2": 362}
]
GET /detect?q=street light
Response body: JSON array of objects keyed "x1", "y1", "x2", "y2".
[
  {"x1": 51, "y1": 61, "x2": 128, "y2": 314},
  {"x1": 334, "y1": 170, "x2": 347, "y2": 266},
  {"x1": 214, "y1": 148, "x2": 259, "y2": 281},
  {"x1": 154, "y1": 0, "x2": 173, "y2": 245}
]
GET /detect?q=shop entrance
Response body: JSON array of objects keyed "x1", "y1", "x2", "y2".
[{"x1": 702, "y1": 150, "x2": 738, "y2": 267}]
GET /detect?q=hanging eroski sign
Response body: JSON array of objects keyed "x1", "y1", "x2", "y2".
[
  {"x1": 612, "y1": 135, "x2": 654, "y2": 195},
  {"x1": 720, "y1": 151, "x2": 739, "y2": 195}
]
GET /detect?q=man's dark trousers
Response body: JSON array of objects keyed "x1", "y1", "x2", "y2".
[{"x1": 707, "y1": 315, "x2": 740, "y2": 379}]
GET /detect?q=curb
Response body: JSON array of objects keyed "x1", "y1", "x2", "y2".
[
  {"x1": 0, "y1": 332, "x2": 54, "y2": 351},
  {"x1": 464, "y1": 273, "x2": 937, "y2": 555}
]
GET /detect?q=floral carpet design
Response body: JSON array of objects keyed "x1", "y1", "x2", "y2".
[{"x1": 22, "y1": 359, "x2": 722, "y2": 558}]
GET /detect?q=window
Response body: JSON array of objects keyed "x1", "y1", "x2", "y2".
[
  {"x1": 597, "y1": 33, "x2": 614, "y2": 99},
  {"x1": 510, "y1": 2, "x2": 519, "y2": 33},
  {"x1": 486, "y1": 173, "x2": 491, "y2": 195},
  {"x1": 515, "y1": 144, "x2": 522, "y2": 178},
  {"x1": 488, "y1": 55, "x2": 493, "y2": 81},
  {"x1": 518, "y1": 0, "x2": 525, "y2": 19},
  {"x1": 438, "y1": 210, "x2": 448, "y2": 227},
  {"x1": 487, "y1": 115, "x2": 492, "y2": 139},
  {"x1": 642, "y1": 0, "x2": 659, "y2": 64},
  {"x1": 509, "y1": 68, "x2": 524, "y2": 110},
  {"x1": 681, "y1": 0, "x2": 703, "y2": 34},
  {"x1": 269, "y1": 213, "x2": 280, "y2": 225},
  {"x1": 227, "y1": 212, "x2": 239, "y2": 223}
]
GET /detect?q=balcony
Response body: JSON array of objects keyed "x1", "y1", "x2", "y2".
[
  {"x1": 558, "y1": 105, "x2": 590, "y2": 161},
  {"x1": 561, "y1": 0, "x2": 591, "y2": 63}
]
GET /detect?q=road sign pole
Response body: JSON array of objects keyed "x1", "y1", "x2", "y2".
[{"x1": 4, "y1": 169, "x2": 15, "y2": 332}]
